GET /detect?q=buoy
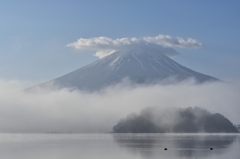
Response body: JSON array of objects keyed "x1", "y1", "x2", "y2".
[
  {"x1": 210, "y1": 148, "x2": 213, "y2": 150},
  {"x1": 164, "y1": 148, "x2": 167, "y2": 150}
]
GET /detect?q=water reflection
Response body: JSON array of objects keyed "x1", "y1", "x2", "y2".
[
  {"x1": 0, "y1": 133, "x2": 239, "y2": 159},
  {"x1": 113, "y1": 134, "x2": 240, "y2": 159}
]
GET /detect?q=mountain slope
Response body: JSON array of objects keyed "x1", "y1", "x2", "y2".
[{"x1": 39, "y1": 47, "x2": 218, "y2": 91}]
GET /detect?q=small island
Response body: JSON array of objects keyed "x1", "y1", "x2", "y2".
[{"x1": 113, "y1": 106, "x2": 239, "y2": 133}]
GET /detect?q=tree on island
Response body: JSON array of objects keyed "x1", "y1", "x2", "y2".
[{"x1": 113, "y1": 106, "x2": 239, "y2": 133}]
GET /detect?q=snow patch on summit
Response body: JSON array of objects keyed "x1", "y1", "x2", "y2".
[{"x1": 109, "y1": 57, "x2": 120, "y2": 67}]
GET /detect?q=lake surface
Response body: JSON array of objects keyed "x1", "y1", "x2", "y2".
[{"x1": 0, "y1": 133, "x2": 239, "y2": 159}]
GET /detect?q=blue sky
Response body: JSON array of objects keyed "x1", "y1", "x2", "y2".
[{"x1": 1, "y1": 0, "x2": 240, "y2": 83}]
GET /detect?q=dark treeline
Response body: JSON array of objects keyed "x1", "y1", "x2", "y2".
[{"x1": 113, "y1": 106, "x2": 239, "y2": 133}]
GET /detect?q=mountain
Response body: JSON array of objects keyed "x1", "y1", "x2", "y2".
[
  {"x1": 113, "y1": 106, "x2": 239, "y2": 133},
  {"x1": 38, "y1": 47, "x2": 218, "y2": 91}
]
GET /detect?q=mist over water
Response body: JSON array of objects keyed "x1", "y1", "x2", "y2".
[
  {"x1": 0, "y1": 79, "x2": 240, "y2": 133},
  {"x1": 0, "y1": 133, "x2": 239, "y2": 159}
]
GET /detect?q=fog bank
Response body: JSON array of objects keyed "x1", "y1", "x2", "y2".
[{"x1": 0, "y1": 79, "x2": 239, "y2": 133}]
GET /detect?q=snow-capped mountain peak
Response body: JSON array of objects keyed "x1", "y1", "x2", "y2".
[{"x1": 37, "y1": 47, "x2": 218, "y2": 91}]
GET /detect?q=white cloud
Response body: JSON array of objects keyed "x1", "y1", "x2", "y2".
[
  {"x1": 67, "y1": 34, "x2": 202, "y2": 58},
  {"x1": 67, "y1": 37, "x2": 141, "y2": 50},
  {"x1": 0, "y1": 79, "x2": 239, "y2": 133},
  {"x1": 143, "y1": 34, "x2": 202, "y2": 48},
  {"x1": 94, "y1": 50, "x2": 117, "y2": 59}
]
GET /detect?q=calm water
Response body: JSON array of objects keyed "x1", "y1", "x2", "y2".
[{"x1": 0, "y1": 133, "x2": 239, "y2": 159}]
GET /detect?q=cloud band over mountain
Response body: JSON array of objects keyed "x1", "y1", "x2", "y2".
[{"x1": 67, "y1": 34, "x2": 202, "y2": 58}]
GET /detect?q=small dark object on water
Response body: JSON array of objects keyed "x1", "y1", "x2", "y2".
[
  {"x1": 164, "y1": 148, "x2": 167, "y2": 150},
  {"x1": 210, "y1": 148, "x2": 213, "y2": 150}
]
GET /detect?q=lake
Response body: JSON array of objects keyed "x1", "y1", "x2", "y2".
[{"x1": 0, "y1": 133, "x2": 239, "y2": 159}]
